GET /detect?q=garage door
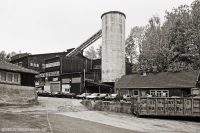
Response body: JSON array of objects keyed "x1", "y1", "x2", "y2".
[{"x1": 50, "y1": 82, "x2": 60, "y2": 92}]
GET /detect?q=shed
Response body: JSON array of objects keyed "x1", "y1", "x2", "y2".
[
  {"x1": 115, "y1": 70, "x2": 199, "y2": 97},
  {"x1": 0, "y1": 61, "x2": 39, "y2": 87}
]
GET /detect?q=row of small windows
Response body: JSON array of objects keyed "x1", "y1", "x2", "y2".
[
  {"x1": 0, "y1": 71, "x2": 20, "y2": 84},
  {"x1": 30, "y1": 63, "x2": 45, "y2": 69}
]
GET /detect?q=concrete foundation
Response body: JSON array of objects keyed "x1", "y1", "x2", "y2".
[
  {"x1": 81, "y1": 100, "x2": 131, "y2": 114},
  {"x1": 0, "y1": 84, "x2": 38, "y2": 106}
]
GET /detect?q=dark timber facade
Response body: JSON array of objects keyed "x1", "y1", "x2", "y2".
[{"x1": 44, "y1": 55, "x2": 132, "y2": 94}]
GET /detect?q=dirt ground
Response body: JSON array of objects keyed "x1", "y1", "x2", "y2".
[{"x1": 0, "y1": 97, "x2": 200, "y2": 133}]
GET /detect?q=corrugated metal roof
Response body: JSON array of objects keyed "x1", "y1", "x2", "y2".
[
  {"x1": 115, "y1": 70, "x2": 200, "y2": 88},
  {"x1": 0, "y1": 61, "x2": 39, "y2": 74}
]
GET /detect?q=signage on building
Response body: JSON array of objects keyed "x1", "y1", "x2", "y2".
[
  {"x1": 53, "y1": 77, "x2": 58, "y2": 81},
  {"x1": 46, "y1": 71, "x2": 60, "y2": 77},
  {"x1": 72, "y1": 77, "x2": 81, "y2": 83},
  {"x1": 35, "y1": 73, "x2": 46, "y2": 78},
  {"x1": 45, "y1": 61, "x2": 60, "y2": 68}
]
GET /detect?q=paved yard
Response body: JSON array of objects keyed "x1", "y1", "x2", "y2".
[{"x1": 0, "y1": 97, "x2": 199, "y2": 133}]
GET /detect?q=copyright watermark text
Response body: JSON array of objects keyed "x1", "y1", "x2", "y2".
[{"x1": 1, "y1": 128, "x2": 46, "y2": 132}]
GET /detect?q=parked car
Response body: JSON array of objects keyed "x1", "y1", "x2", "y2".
[
  {"x1": 58, "y1": 92, "x2": 76, "y2": 98},
  {"x1": 49, "y1": 91, "x2": 60, "y2": 97},
  {"x1": 188, "y1": 94, "x2": 198, "y2": 97},
  {"x1": 57, "y1": 91, "x2": 68, "y2": 98},
  {"x1": 65, "y1": 93, "x2": 76, "y2": 98},
  {"x1": 76, "y1": 93, "x2": 91, "y2": 100},
  {"x1": 37, "y1": 90, "x2": 50, "y2": 97},
  {"x1": 86, "y1": 93, "x2": 100, "y2": 100},
  {"x1": 105, "y1": 94, "x2": 122, "y2": 101},
  {"x1": 194, "y1": 95, "x2": 200, "y2": 99},
  {"x1": 96, "y1": 93, "x2": 109, "y2": 100},
  {"x1": 122, "y1": 94, "x2": 132, "y2": 102}
]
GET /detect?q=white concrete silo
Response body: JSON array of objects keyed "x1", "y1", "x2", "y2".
[{"x1": 101, "y1": 11, "x2": 126, "y2": 82}]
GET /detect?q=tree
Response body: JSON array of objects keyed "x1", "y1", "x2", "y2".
[
  {"x1": 84, "y1": 46, "x2": 97, "y2": 59},
  {"x1": 139, "y1": 15, "x2": 163, "y2": 70},
  {"x1": 0, "y1": 50, "x2": 7, "y2": 61},
  {"x1": 125, "y1": 26, "x2": 144, "y2": 64},
  {"x1": 191, "y1": 0, "x2": 200, "y2": 59},
  {"x1": 96, "y1": 45, "x2": 102, "y2": 59}
]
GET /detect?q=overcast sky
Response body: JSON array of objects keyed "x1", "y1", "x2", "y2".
[{"x1": 0, "y1": 0, "x2": 195, "y2": 55}]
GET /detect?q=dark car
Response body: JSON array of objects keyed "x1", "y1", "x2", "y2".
[
  {"x1": 37, "y1": 90, "x2": 50, "y2": 97},
  {"x1": 105, "y1": 94, "x2": 122, "y2": 101},
  {"x1": 58, "y1": 92, "x2": 76, "y2": 98},
  {"x1": 76, "y1": 93, "x2": 91, "y2": 100},
  {"x1": 56, "y1": 91, "x2": 67, "y2": 98},
  {"x1": 96, "y1": 93, "x2": 109, "y2": 100},
  {"x1": 49, "y1": 91, "x2": 60, "y2": 97},
  {"x1": 65, "y1": 93, "x2": 76, "y2": 98}
]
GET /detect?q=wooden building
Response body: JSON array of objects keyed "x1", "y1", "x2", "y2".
[
  {"x1": 0, "y1": 61, "x2": 38, "y2": 87},
  {"x1": 115, "y1": 70, "x2": 200, "y2": 97},
  {"x1": 44, "y1": 55, "x2": 132, "y2": 94},
  {"x1": 10, "y1": 48, "x2": 74, "y2": 89}
]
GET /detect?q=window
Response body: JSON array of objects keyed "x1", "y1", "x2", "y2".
[
  {"x1": 132, "y1": 90, "x2": 139, "y2": 96},
  {"x1": 1, "y1": 72, "x2": 6, "y2": 81},
  {"x1": 0, "y1": 71, "x2": 20, "y2": 84},
  {"x1": 14, "y1": 74, "x2": 18, "y2": 82},
  {"x1": 37, "y1": 64, "x2": 39, "y2": 67},
  {"x1": 30, "y1": 63, "x2": 33, "y2": 66},
  {"x1": 150, "y1": 90, "x2": 169, "y2": 97},
  {"x1": 65, "y1": 88, "x2": 70, "y2": 92},
  {"x1": 18, "y1": 62, "x2": 23, "y2": 66},
  {"x1": 7, "y1": 73, "x2": 12, "y2": 82}
]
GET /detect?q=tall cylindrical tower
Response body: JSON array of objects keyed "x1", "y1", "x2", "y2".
[{"x1": 101, "y1": 11, "x2": 126, "y2": 82}]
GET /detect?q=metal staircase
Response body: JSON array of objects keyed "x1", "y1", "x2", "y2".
[{"x1": 66, "y1": 29, "x2": 102, "y2": 57}]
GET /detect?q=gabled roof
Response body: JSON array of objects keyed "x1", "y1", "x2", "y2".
[
  {"x1": 0, "y1": 61, "x2": 39, "y2": 74},
  {"x1": 115, "y1": 70, "x2": 199, "y2": 88}
]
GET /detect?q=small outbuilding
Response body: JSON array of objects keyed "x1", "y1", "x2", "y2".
[
  {"x1": 0, "y1": 61, "x2": 39, "y2": 86},
  {"x1": 0, "y1": 61, "x2": 39, "y2": 105},
  {"x1": 115, "y1": 70, "x2": 199, "y2": 97}
]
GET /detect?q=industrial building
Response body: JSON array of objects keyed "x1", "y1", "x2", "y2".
[
  {"x1": 44, "y1": 55, "x2": 132, "y2": 94},
  {"x1": 10, "y1": 48, "x2": 74, "y2": 89}
]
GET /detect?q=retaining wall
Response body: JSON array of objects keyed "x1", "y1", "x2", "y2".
[
  {"x1": 0, "y1": 84, "x2": 38, "y2": 106},
  {"x1": 81, "y1": 100, "x2": 132, "y2": 114}
]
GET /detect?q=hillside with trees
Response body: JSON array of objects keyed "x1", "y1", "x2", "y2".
[{"x1": 127, "y1": 0, "x2": 200, "y2": 74}]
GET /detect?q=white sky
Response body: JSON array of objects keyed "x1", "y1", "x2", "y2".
[{"x1": 0, "y1": 0, "x2": 195, "y2": 55}]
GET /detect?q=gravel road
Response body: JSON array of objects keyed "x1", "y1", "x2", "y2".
[{"x1": 0, "y1": 97, "x2": 199, "y2": 133}]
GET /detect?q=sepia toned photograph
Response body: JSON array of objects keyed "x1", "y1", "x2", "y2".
[{"x1": 0, "y1": 0, "x2": 200, "y2": 133}]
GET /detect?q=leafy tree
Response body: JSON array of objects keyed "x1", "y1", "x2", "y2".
[
  {"x1": 125, "y1": 26, "x2": 144, "y2": 64},
  {"x1": 84, "y1": 46, "x2": 97, "y2": 59},
  {"x1": 96, "y1": 45, "x2": 102, "y2": 59},
  {"x1": 0, "y1": 50, "x2": 7, "y2": 61},
  {"x1": 138, "y1": 15, "x2": 163, "y2": 71}
]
